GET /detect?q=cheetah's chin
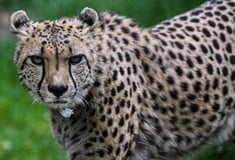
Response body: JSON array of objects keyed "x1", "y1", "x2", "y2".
[{"x1": 59, "y1": 108, "x2": 74, "y2": 118}]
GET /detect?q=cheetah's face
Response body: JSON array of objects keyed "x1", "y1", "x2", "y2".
[{"x1": 10, "y1": 8, "x2": 100, "y2": 109}]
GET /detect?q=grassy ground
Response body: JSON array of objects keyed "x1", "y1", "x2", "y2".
[{"x1": 1, "y1": 0, "x2": 235, "y2": 159}]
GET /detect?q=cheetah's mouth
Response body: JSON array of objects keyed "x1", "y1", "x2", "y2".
[{"x1": 49, "y1": 100, "x2": 68, "y2": 104}]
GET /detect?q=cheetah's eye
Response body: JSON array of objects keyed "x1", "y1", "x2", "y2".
[
  {"x1": 29, "y1": 56, "x2": 44, "y2": 65},
  {"x1": 69, "y1": 55, "x2": 84, "y2": 65}
]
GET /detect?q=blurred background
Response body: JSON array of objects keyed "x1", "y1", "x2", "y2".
[{"x1": 1, "y1": 0, "x2": 235, "y2": 160}]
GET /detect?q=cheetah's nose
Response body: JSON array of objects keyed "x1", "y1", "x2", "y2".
[{"x1": 48, "y1": 84, "x2": 68, "y2": 97}]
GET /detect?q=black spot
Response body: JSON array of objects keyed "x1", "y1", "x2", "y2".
[
  {"x1": 226, "y1": 97, "x2": 233, "y2": 106},
  {"x1": 160, "y1": 107, "x2": 167, "y2": 114},
  {"x1": 157, "y1": 82, "x2": 164, "y2": 91},
  {"x1": 180, "y1": 82, "x2": 188, "y2": 91},
  {"x1": 114, "y1": 18, "x2": 122, "y2": 24},
  {"x1": 188, "y1": 43, "x2": 196, "y2": 51},
  {"x1": 168, "y1": 50, "x2": 176, "y2": 59},
  {"x1": 174, "y1": 23, "x2": 182, "y2": 28},
  {"x1": 119, "y1": 117, "x2": 125, "y2": 126},
  {"x1": 112, "y1": 70, "x2": 118, "y2": 81},
  {"x1": 179, "y1": 100, "x2": 186, "y2": 108},
  {"x1": 121, "y1": 26, "x2": 130, "y2": 33},
  {"x1": 175, "y1": 66, "x2": 183, "y2": 76},
  {"x1": 119, "y1": 134, "x2": 125, "y2": 143},
  {"x1": 108, "y1": 25, "x2": 115, "y2": 31},
  {"x1": 131, "y1": 32, "x2": 139, "y2": 40},
  {"x1": 132, "y1": 82, "x2": 137, "y2": 92},
  {"x1": 218, "y1": 23, "x2": 225, "y2": 30},
  {"x1": 202, "y1": 28, "x2": 211, "y2": 37},
  {"x1": 200, "y1": 44, "x2": 208, "y2": 54},
  {"x1": 142, "y1": 61, "x2": 150, "y2": 72},
  {"x1": 131, "y1": 105, "x2": 136, "y2": 114},
  {"x1": 175, "y1": 134, "x2": 183, "y2": 143},
  {"x1": 226, "y1": 26, "x2": 233, "y2": 34},
  {"x1": 196, "y1": 69, "x2": 202, "y2": 78},
  {"x1": 169, "y1": 89, "x2": 178, "y2": 99},
  {"x1": 213, "y1": 78, "x2": 219, "y2": 89},
  {"x1": 166, "y1": 76, "x2": 175, "y2": 85},
  {"x1": 89, "y1": 137, "x2": 97, "y2": 142},
  {"x1": 117, "y1": 52, "x2": 123, "y2": 61},
  {"x1": 175, "y1": 41, "x2": 184, "y2": 49},
  {"x1": 102, "y1": 130, "x2": 108, "y2": 137},
  {"x1": 176, "y1": 33, "x2": 185, "y2": 39},
  {"x1": 205, "y1": 12, "x2": 213, "y2": 17},
  {"x1": 119, "y1": 67, "x2": 125, "y2": 75},
  {"x1": 99, "y1": 137, "x2": 105, "y2": 143},
  {"x1": 193, "y1": 81, "x2": 201, "y2": 93},
  {"x1": 222, "y1": 67, "x2": 228, "y2": 76},
  {"x1": 115, "y1": 106, "x2": 120, "y2": 114},
  {"x1": 222, "y1": 86, "x2": 229, "y2": 96},
  {"x1": 215, "y1": 54, "x2": 222, "y2": 63},
  {"x1": 209, "y1": 115, "x2": 217, "y2": 122},
  {"x1": 230, "y1": 55, "x2": 235, "y2": 65},
  {"x1": 187, "y1": 72, "x2": 194, "y2": 79},
  {"x1": 187, "y1": 94, "x2": 196, "y2": 101},
  {"x1": 228, "y1": 2, "x2": 235, "y2": 7},
  {"x1": 119, "y1": 99, "x2": 125, "y2": 107},
  {"x1": 125, "y1": 52, "x2": 131, "y2": 62},
  {"x1": 107, "y1": 145, "x2": 113, "y2": 154},
  {"x1": 220, "y1": 33, "x2": 226, "y2": 42},
  {"x1": 111, "y1": 88, "x2": 116, "y2": 96},
  {"x1": 206, "y1": 64, "x2": 213, "y2": 74},
  {"x1": 127, "y1": 67, "x2": 131, "y2": 75},
  {"x1": 191, "y1": 9, "x2": 203, "y2": 16},
  {"x1": 181, "y1": 118, "x2": 191, "y2": 125},
  {"x1": 195, "y1": 56, "x2": 203, "y2": 64},
  {"x1": 107, "y1": 118, "x2": 113, "y2": 126},
  {"x1": 97, "y1": 149, "x2": 105, "y2": 157},
  {"x1": 137, "y1": 94, "x2": 142, "y2": 103},
  {"x1": 94, "y1": 81, "x2": 101, "y2": 87},
  {"x1": 186, "y1": 57, "x2": 194, "y2": 68},
  {"x1": 192, "y1": 35, "x2": 200, "y2": 41},
  {"x1": 208, "y1": 20, "x2": 216, "y2": 27},
  {"x1": 212, "y1": 39, "x2": 220, "y2": 49},
  {"x1": 117, "y1": 82, "x2": 125, "y2": 93},
  {"x1": 190, "y1": 18, "x2": 200, "y2": 23},
  {"x1": 108, "y1": 97, "x2": 113, "y2": 105},
  {"x1": 190, "y1": 104, "x2": 199, "y2": 113},
  {"x1": 185, "y1": 26, "x2": 194, "y2": 32},
  {"x1": 226, "y1": 43, "x2": 232, "y2": 53},
  {"x1": 203, "y1": 94, "x2": 210, "y2": 103},
  {"x1": 143, "y1": 46, "x2": 150, "y2": 54},
  {"x1": 100, "y1": 115, "x2": 106, "y2": 122},
  {"x1": 212, "y1": 103, "x2": 220, "y2": 111},
  {"x1": 132, "y1": 64, "x2": 137, "y2": 74},
  {"x1": 122, "y1": 38, "x2": 129, "y2": 45},
  {"x1": 115, "y1": 147, "x2": 121, "y2": 156},
  {"x1": 196, "y1": 119, "x2": 205, "y2": 127},
  {"x1": 179, "y1": 16, "x2": 188, "y2": 21},
  {"x1": 71, "y1": 151, "x2": 80, "y2": 160},
  {"x1": 84, "y1": 143, "x2": 93, "y2": 149},
  {"x1": 221, "y1": 14, "x2": 229, "y2": 22}
]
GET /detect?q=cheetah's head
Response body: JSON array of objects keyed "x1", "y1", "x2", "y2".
[{"x1": 10, "y1": 8, "x2": 101, "y2": 111}]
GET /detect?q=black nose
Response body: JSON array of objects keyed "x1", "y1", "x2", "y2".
[{"x1": 48, "y1": 84, "x2": 68, "y2": 97}]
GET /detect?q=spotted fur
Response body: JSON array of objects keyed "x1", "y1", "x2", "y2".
[{"x1": 10, "y1": 0, "x2": 235, "y2": 159}]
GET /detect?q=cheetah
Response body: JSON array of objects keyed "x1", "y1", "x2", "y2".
[{"x1": 9, "y1": 0, "x2": 235, "y2": 159}]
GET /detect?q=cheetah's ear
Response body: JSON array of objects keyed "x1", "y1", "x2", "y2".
[
  {"x1": 79, "y1": 7, "x2": 99, "y2": 26},
  {"x1": 9, "y1": 10, "x2": 32, "y2": 38}
]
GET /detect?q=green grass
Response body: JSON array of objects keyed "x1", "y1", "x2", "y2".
[{"x1": 1, "y1": 0, "x2": 235, "y2": 159}]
